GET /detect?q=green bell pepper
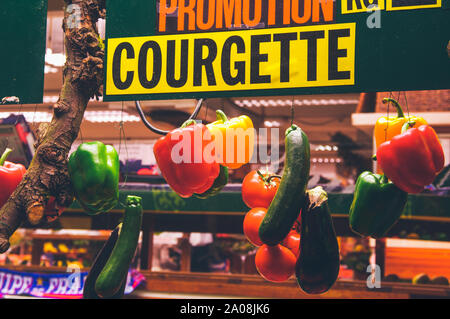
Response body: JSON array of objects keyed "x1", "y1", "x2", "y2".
[
  {"x1": 194, "y1": 165, "x2": 229, "y2": 199},
  {"x1": 349, "y1": 171, "x2": 408, "y2": 239},
  {"x1": 68, "y1": 141, "x2": 120, "y2": 215}
]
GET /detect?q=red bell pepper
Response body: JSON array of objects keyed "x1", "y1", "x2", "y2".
[
  {"x1": 0, "y1": 148, "x2": 26, "y2": 207},
  {"x1": 153, "y1": 121, "x2": 220, "y2": 198},
  {"x1": 376, "y1": 124, "x2": 445, "y2": 194}
]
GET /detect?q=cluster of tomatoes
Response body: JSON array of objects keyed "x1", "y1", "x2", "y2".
[{"x1": 241, "y1": 170, "x2": 300, "y2": 282}]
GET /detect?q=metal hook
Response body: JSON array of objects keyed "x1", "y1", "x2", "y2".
[{"x1": 135, "y1": 98, "x2": 205, "y2": 136}]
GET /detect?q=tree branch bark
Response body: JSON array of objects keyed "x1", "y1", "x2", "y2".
[{"x1": 0, "y1": 0, "x2": 106, "y2": 253}]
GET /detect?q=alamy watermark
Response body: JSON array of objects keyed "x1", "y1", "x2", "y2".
[
  {"x1": 169, "y1": 122, "x2": 281, "y2": 172},
  {"x1": 366, "y1": 264, "x2": 382, "y2": 289},
  {"x1": 366, "y1": 5, "x2": 382, "y2": 29}
]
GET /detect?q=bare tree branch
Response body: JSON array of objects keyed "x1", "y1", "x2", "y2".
[{"x1": 0, "y1": 0, "x2": 105, "y2": 253}]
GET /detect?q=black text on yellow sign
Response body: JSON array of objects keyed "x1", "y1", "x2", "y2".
[
  {"x1": 106, "y1": 23, "x2": 355, "y2": 97},
  {"x1": 341, "y1": 0, "x2": 441, "y2": 14}
]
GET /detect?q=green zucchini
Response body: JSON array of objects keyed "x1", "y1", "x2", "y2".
[
  {"x1": 94, "y1": 195, "x2": 143, "y2": 298},
  {"x1": 259, "y1": 124, "x2": 310, "y2": 246},
  {"x1": 83, "y1": 226, "x2": 121, "y2": 299}
]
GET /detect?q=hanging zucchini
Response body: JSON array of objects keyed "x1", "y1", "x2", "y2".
[
  {"x1": 83, "y1": 226, "x2": 126, "y2": 299},
  {"x1": 259, "y1": 124, "x2": 310, "y2": 246},
  {"x1": 94, "y1": 195, "x2": 143, "y2": 298}
]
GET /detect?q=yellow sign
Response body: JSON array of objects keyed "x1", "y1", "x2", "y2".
[
  {"x1": 341, "y1": 0, "x2": 385, "y2": 14},
  {"x1": 105, "y1": 23, "x2": 356, "y2": 97},
  {"x1": 341, "y1": 0, "x2": 441, "y2": 14},
  {"x1": 386, "y1": 0, "x2": 441, "y2": 11}
]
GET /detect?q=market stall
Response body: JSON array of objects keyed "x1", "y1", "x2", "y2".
[{"x1": 0, "y1": 0, "x2": 449, "y2": 301}]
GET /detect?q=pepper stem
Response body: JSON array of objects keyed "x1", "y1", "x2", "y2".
[
  {"x1": 0, "y1": 148, "x2": 12, "y2": 166},
  {"x1": 180, "y1": 119, "x2": 197, "y2": 129},
  {"x1": 382, "y1": 98, "x2": 405, "y2": 118},
  {"x1": 401, "y1": 121, "x2": 416, "y2": 134},
  {"x1": 215, "y1": 110, "x2": 228, "y2": 123},
  {"x1": 381, "y1": 174, "x2": 388, "y2": 184}
]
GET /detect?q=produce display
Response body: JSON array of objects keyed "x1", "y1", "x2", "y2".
[
  {"x1": 153, "y1": 110, "x2": 254, "y2": 199},
  {"x1": 349, "y1": 98, "x2": 445, "y2": 239},
  {"x1": 0, "y1": 94, "x2": 447, "y2": 299},
  {"x1": 239, "y1": 123, "x2": 340, "y2": 294}
]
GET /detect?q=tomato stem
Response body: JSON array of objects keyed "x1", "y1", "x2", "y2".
[
  {"x1": 257, "y1": 170, "x2": 281, "y2": 185},
  {"x1": 266, "y1": 175, "x2": 282, "y2": 183}
]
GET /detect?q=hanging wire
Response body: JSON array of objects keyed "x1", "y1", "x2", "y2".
[
  {"x1": 31, "y1": 104, "x2": 38, "y2": 130},
  {"x1": 384, "y1": 91, "x2": 394, "y2": 142},
  {"x1": 403, "y1": 91, "x2": 411, "y2": 119},
  {"x1": 135, "y1": 99, "x2": 205, "y2": 135},
  {"x1": 79, "y1": 125, "x2": 84, "y2": 143},
  {"x1": 118, "y1": 101, "x2": 129, "y2": 191},
  {"x1": 14, "y1": 103, "x2": 23, "y2": 125},
  {"x1": 204, "y1": 100, "x2": 209, "y2": 122},
  {"x1": 290, "y1": 95, "x2": 295, "y2": 126},
  {"x1": 118, "y1": 101, "x2": 124, "y2": 155}
]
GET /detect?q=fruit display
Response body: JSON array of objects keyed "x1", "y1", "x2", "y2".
[{"x1": 240, "y1": 124, "x2": 340, "y2": 294}]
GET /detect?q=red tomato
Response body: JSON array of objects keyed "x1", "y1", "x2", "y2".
[
  {"x1": 243, "y1": 207, "x2": 267, "y2": 246},
  {"x1": 255, "y1": 244, "x2": 297, "y2": 282},
  {"x1": 282, "y1": 230, "x2": 301, "y2": 257},
  {"x1": 242, "y1": 170, "x2": 280, "y2": 209}
]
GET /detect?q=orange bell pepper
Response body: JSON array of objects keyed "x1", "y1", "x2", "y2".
[{"x1": 374, "y1": 98, "x2": 428, "y2": 149}]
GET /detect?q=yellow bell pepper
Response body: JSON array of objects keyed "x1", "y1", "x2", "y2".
[
  {"x1": 374, "y1": 98, "x2": 428, "y2": 149},
  {"x1": 206, "y1": 110, "x2": 254, "y2": 170}
]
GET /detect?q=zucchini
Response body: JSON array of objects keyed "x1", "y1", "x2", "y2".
[
  {"x1": 259, "y1": 124, "x2": 310, "y2": 246},
  {"x1": 83, "y1": 226, "x2": 121, "y2": 299},
  {"x1": 94, "y1": 195, "x2": 143, "y2": 298}
]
